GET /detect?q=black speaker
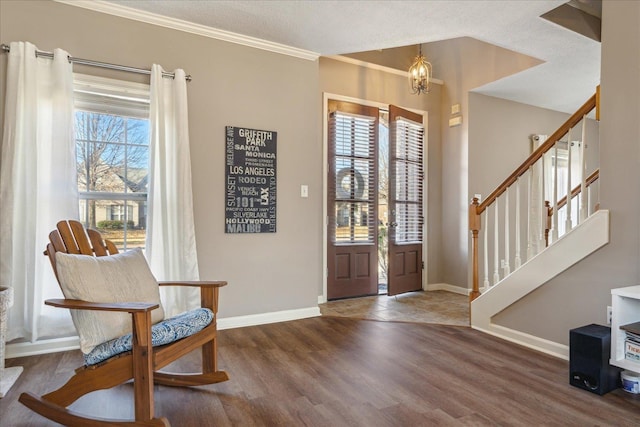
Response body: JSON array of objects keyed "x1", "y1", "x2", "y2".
[{"x1": 570, "y1": 324, "x2": 621, "y2": 395}]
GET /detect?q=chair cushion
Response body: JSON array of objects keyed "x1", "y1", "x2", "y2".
[
  {"x1": 84, "y1": 308, "x2": 213, "y2": 365},
  {"x1": 55, "y1": 248, "x2": 165, "y2": 354}
]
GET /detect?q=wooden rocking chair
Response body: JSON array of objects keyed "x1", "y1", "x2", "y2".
[{"x1": 19, "y1": 220, "x2": 229, "y2": 426}]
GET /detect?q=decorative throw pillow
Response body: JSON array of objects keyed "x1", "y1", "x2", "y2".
[{"x1": 55, "y1": 248, "x2": 165, "y2": 354}]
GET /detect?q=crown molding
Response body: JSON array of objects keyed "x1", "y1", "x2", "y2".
[
  {"x1": 325, "y1": 55, "x2": 444, "y2": 85},
  {"x1": 54, "y1": 0, "x2": 320, "y2": 61}
]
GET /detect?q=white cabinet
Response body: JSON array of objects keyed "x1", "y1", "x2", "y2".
[{"x1": 611, "y1": 285, "x2": 640, "y2": 372}]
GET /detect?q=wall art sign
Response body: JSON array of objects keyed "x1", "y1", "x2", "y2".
[{"x1": 225, "y1": 126, "x2": 277, "y2": 233}]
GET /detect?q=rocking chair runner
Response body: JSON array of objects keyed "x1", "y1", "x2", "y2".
[{"x1": 19, "y1": 220, "x2": 229, "y2": 426}]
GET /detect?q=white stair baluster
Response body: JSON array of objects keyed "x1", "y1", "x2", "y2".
[
  {"x1": 504, "y1": 188, "x2": 511, "y2": 276},
  {"x1": 483, "y1": 214, "x2": 490, "y2": 289},
  {"x1": 541, "y1": 154, "x2": 546, "y2": 245},
  {"x1": 566, "y1": 129, "x2": 573, "y2": 232},
  {"x1": 514, "y1": 177, "x2": 522, "y2": 269},
  {"x1": 527, "y1": 167, "x2": 533, "y2": 261},
  {"x1": 580, "y1": 116, "x2": 588, "y2": 222},
  {"x1": 552, "y1": 144, "x2": 559, "y2": 242},
  {"x1": 494, "y1": 199, "x2": 500, "y2": 285}
]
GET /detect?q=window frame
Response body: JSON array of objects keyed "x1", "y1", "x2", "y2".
[
  {"x1": 328, "y1": 102, "x2": 379, "y2": 245},
  {"x1": 73, "y1": 74, "x2": 151, "y2": 250}
]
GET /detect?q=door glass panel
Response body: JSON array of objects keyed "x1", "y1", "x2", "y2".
[
  {"x1": 391, "y1": 117, "x2": 424, "y2": 245},
  {"x1": 378, "y1": 112, "x2": 389, "y2": 292},
  {"x1": 334, "y1": 202, "x2": 373, "y2": 243},
  {"x1": 395, "y1": 203, "x2": 421, "y2": 243},
  {"x1": 330, "y1": 110, "x2": 377, "y2": 244}
]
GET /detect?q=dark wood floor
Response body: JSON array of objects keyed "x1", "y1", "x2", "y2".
[{"x1": 1, "y1": 317, "x2": 639, "y2": 426}]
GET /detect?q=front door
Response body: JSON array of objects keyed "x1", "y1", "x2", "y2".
[
  {"x1": 327, "y1": 100, "x2": 379, "y2": 300},
  {"x1": 387, "y1": 105, "x2": 424, "y2": 296}
]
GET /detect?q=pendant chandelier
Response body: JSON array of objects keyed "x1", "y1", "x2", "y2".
[{"x1": 408, "y1": 44, "x2": 432, "y2": 95}]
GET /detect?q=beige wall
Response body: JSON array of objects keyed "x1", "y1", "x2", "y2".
[
  {"x1": 319, "y1": 57, "x2": 443, "y2": 285},
  {"x1": 492, "y1": 0, "x2": 640, "y2": 345},
  {"x1": 469, "y1": 92, "x2": 600, "y2": 205},
  {"x1": 421, "y1": 37, "x2": 543, "y2": 290},
  {"x1": 0, "y1": 0, "x2": 322, "y2": 318}
]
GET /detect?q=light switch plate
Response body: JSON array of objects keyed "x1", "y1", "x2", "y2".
[{"x1": 301, "y1": 185, "x2": 308, "y2": 198}]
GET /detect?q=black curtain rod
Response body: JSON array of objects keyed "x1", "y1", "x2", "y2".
[{"x1": 0, "y1": 44, "x2": 192, "y2": 82}]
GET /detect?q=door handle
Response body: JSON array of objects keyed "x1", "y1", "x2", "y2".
[{"x1": 390, "y1": 222, "x2": 398, "y2": 227}]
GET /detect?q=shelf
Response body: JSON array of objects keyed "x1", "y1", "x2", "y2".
[
  {"x1": 610, "y1": 286, "x2": 640, "y2": 372},
  {"x1": 612, "y1": 285, "x2": 640, "y2": 299}
]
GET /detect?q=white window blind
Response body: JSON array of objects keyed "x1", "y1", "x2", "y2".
[
  {"x1": 392, "y1": 117, "x2": 424, "y2": 244},
  {"x1": 329, "y1": 110, "x2": 378, "y2": 244}
]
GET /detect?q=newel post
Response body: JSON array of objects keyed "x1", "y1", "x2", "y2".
[{"x1": 469, "y1": 197, "x2": 481, "y2": 301}]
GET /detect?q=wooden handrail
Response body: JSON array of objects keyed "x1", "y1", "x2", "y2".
[
  {"x1": 553, "y1": 169, "x2": 600, "y2": 213},
  {"x1": 476, "y1": 93, "x2": 597, "y2": 215}
]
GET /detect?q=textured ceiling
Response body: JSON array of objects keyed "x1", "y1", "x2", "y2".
[{"x1": 104, "y1": 0, "x2": 601, "y2": 113}]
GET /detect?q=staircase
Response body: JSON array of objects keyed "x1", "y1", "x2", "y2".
[{"x1": 469, "y1": 88, "x2": 608, "y2": 353}]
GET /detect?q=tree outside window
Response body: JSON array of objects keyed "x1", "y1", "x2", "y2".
[{"x1": 75, "y1": 109, "x2": 149, "y2": 250}]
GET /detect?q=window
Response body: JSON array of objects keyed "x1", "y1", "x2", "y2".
[
  {"x1": 108, "y1": 204, "x2": 133, "y2": 221},
  {"x1": 328, "y1": 106, "x2": 378, "y2": 244},
  {"x1": 545, "y1": 140, "x2": 582, "y2": 238},
  {"x1": 74, "y1": 75, "x2": 150, "y2": 250},
  {"x1": 390, "y1": 114, "x2": 424, "y2": 244}
]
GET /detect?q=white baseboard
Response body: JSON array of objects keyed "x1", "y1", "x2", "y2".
[
  {"x1": 6, "y1": 336, "x2": 80, "y2": 359},
  {"x1": 318, "y1": 295, "x2": 327, "y2": 304},
  {"x1": 425, "y1": 283, "x2": 470, "y2": 296},
  {"x1": 472, "y1": 323, "x2": 569, "y2": 360},
  {"x1": 217, "y1": 306, "x2": 321, "y2": 330}
]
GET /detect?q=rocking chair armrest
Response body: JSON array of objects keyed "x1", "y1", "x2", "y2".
[
  {"x1": 158, "y1": 280, "x2": 227, "y2": 288},
  {"x1": 45, "y1": 298, "x2": 159, "y2": 312}
]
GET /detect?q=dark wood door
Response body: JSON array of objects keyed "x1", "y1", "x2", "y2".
[
  {"x1": 388, "y1": 105, "x2": 424, "y2": 296},
  {"x1": 327, "y1": 100, "x2": 378, "y2": 300}
]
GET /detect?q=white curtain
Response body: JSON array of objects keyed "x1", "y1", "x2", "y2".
[
  {"x1": 147, "y1": 64, "x2": 200, "y2": 318},
  {"x1": 0, "y1": 42, "x2": 78, "y2": 342}
]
